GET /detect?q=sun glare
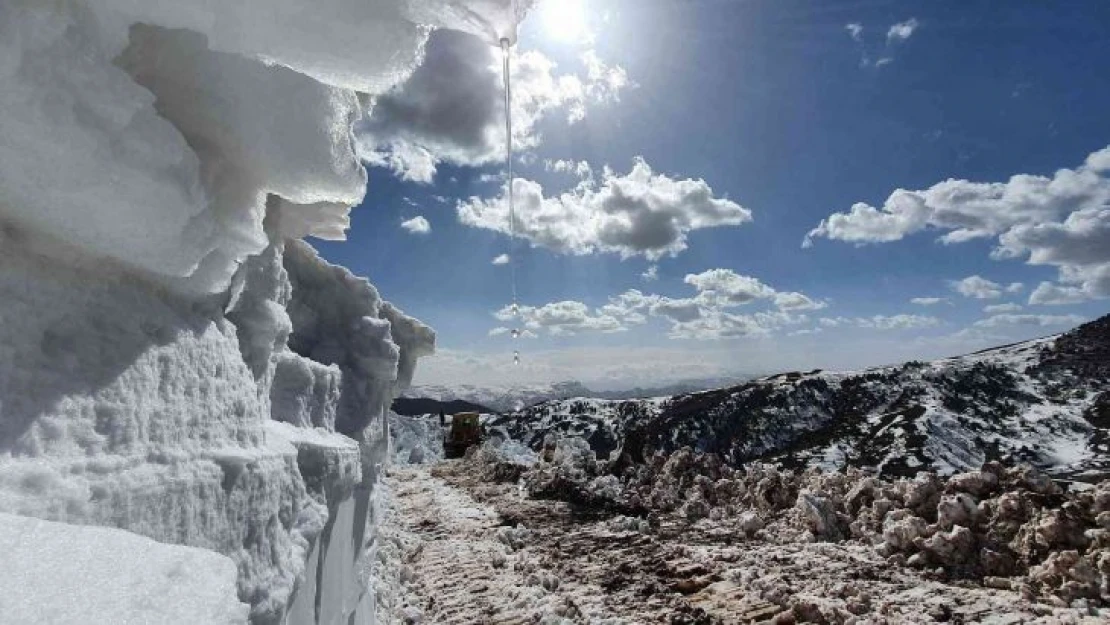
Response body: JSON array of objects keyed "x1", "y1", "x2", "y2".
[{"x1": 543, "y1": 0, "x2": 589, "y2": 43}]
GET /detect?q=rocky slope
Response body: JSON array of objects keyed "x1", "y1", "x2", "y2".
[{"x1": 489, "y1": 314, "x2": 1110, "y2": 481}]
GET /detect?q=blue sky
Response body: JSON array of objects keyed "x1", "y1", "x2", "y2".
[{"x1": 317, "y1": 0, "x2": 1110, "y2": 389}]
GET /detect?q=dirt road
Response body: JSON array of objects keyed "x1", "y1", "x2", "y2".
[{"x1": 377, "y1": 461, "x2": 1102, "y2": 624}]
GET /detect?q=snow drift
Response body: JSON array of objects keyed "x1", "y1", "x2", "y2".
[{"x1": 0, "y1": 1, "x2": 522, "y2": 623}]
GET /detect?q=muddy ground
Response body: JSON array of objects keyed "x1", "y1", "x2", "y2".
[{"x1": 377, "y1": 459, "x2": 1105, "y2": 624}]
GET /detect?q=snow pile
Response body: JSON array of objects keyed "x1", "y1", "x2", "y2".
[
  {"x1": 485, "y1": 430, "x2": 541, "y2": 467},
  {"x1": 0, "y1": 234, "x2": 314, "y2": 621},
  {"x1": 465, "y1": 433, "x2": 540, "y2": 483},
  {"x1": 518, "y1": 436, "x2": 634, "y2": 510},
  {"x1": 515, "y1": 437, "x2": 1110, "y2": 613},
  {"x1": 388, "y1": 413, "x2": 444, "y2": 465},
  {"x1": 0, "y1": 512, "x2": 248, "y2": 625}
]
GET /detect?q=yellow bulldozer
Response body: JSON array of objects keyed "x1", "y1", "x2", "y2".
[{"x1": 444, "y1": 412, "x2": 481, "y2": 458}]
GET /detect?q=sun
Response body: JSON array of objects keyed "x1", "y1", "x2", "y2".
[{"x1": 542, "y1": 0, "x2": 589, "y2": 43}]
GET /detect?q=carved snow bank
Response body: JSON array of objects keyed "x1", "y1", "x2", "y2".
[
  {"x1": 0, "y1": 0, "x2": 520, "y2": 621},
  {"x1": 0, "y1": 216, "x2": 436, "y2": 624}
]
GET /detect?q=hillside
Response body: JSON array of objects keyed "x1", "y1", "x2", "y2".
[
  {"x1": 403, "y1": 376, "x2": 752, "y2": 414},
  {"x1": 488, "y1": 314, "x2": 1110, "y2": 480},
  {"x1": 391, "y1": 397, "x2": 494, "y2": 417}
]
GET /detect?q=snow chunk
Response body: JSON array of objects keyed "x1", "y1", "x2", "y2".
[
  {"x1": 284, "y1": 241, "x2": 435, "y2": 435},
  {"x1": 389, "y1": 413, "x2": 445, "y2": 465},
  {"x1": 0, "y1": 512, "x2": 248, "y2": 624}
]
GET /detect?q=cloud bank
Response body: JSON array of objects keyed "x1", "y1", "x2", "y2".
[
  {"x1": 492, "y1": 268, "x2": 826, "y2": 340},
  {"x1": 806, "y1": 146, "x2": 1110, "y2": 303}
]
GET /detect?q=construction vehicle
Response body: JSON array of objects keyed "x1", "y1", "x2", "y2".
[{"x1": 444, "y1": 412, "x2": 481, "y2": 458}]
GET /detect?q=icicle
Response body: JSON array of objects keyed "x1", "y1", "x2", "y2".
[{"x1": 501, "y1": 36, "x2": 521, "y2": 365}]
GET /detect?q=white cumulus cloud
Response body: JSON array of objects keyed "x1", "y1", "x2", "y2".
[
  {"x1": 910, "y1": 297, "x2": 947, "y2": 306},
  {"x1": 887, "y1": 18, "x2": 919, "y2": 43},
  {"x1": 495, "y1": 269, "x2": 823, "y2": 340},
  {"x1": 458, "y1": 157, "x2": 752, "y2": 260},
  {"x1": 1028, "y1": 281, "x2": 1091, "y2": 306},
  {"x1": 818, "y1": 315, "x2": 940, "y2": 330},
  {"x1": 400, "y1": 215, "x2": 430, "y2": 235},
  {"x1": 497, "y1": 300, "x2": 626, "y2": 336},
  {"x1": 544, "y1": 158, "x2": 593, "y2": 180},
  {"x1": 804, "y1": 146, "x2": 1110, "y2": 247},
  {"x1": 983, "y1": 303, "x2": 1023, "y2": 314},
  {"x1": 491, "y1": 253, "x2": 510, "y2": 265},
  {"x1": 951, "y1": 275, "x2": 1005, "y2": 299},
  {"x1": 972, "y1": 313, "x2": 1086, "y2": 329},
  {"x1": 489, "y1": 326, "x2": 537, "y2": 339},
  {"x1": 846, "y1": 18, "x2": 920, "y2": 68},
  {"x1": 804, "y1": 146, "x2": 1110, "y2": 304}
]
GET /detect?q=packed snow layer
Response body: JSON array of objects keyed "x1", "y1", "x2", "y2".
[
  {"x1": 0, "y1": 232, "x2": 266, "y2": 467},
  {"x1": 0, "y1": 1, "x2": 523, "y2": 293},
  {"x1": 0, "y1": 512, "x2": 248, "y2": 625}
]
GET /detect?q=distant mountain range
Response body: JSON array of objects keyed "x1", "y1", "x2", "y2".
[
  {"x1": 397, "y1": 376, "x2": 753, "y2": 414},
  {"x1": 487, "y1": 314, "x2": 1110, "y2": 481}
]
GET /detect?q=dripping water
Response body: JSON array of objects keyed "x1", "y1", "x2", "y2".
[{"x1": 501, "y1": 36, "x2": 520, "y2": 366}]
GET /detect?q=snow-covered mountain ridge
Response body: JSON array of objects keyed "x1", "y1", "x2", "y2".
[
  {"x1": 403, "y1": 376, "x2": 747, "y2": 413},
  {"x1": 489, "y1": 314, "x2": 1110, "y2": 480}
]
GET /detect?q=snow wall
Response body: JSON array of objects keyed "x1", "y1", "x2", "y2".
[{"x1": 0, "y1": 2, "x2": 522, "y2": 623}]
